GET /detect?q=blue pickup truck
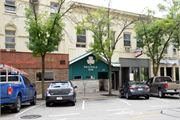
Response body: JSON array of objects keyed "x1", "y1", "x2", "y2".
[{"x1": 0, "y1": 75, "x2": 36, "y2": 113}]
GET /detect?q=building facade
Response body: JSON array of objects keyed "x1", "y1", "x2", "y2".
[{"x1": 0, "y1": 0, "x2": 180, "y2": 93}]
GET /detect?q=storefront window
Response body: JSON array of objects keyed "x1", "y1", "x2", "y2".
[
  {"x1": 160, "y1": 67, "x2": 164, "y2": 76},
  {"x1": 132, "y1": 67, "x2": 139, "y2": 81},
  {"x1": 36, "y1": 72, "x2": 54, "y2": 81},
  {"x1": 73, "y1": 76, "x2": 82, "y2": 80},
  {"x1": 141, "y1": 67, "x2": 148, "y2": 81},
  {"x1": 86, "y1": 76, "x2": 95, "y2": 79},
  {"x1": 175, "y1": 67, "x2": 179, "y2": 81}
]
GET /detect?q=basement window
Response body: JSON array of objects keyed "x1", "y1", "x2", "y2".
[{"x1": 73, "y1": 76, "x2": 82, "y2": 80}]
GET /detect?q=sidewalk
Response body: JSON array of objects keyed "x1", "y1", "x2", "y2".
[
  {"x1": 76, "y1": 90, "x2": 119, "y2": 100},
  {"x1": 37, "y1": 90, "x2": 119, "y2": 100}
]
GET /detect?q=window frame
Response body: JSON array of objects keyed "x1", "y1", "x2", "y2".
[
  {"x1": 173, "y1": 44, "x2": 176, "y2": 55},
  {"x1": 124, "y1": 34, "x2": 131, "y2": 46},
  {"x1": 50, "y1": 2, "x2": 58, "y2": 14},
  {"x1": 5, "y1": 0, "x2": 16, "y2": 14},
  {"x1": 76, "y1": 29, "x2": 86, "y2": 48},
  {"x1": 5, "y1": 30, "x2": 16, "y2": 49},
  {"x1": 35, "y1": 71, "x2": 55, "y2": 82},
  {"x1": 73, "y1": 76, "x2": 82, "y2": 80}
]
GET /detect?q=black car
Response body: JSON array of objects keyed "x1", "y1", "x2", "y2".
[
  {"x1": 119, "y1": 81, "x2": 150, "y2": 99},
  {"x1": 45, "y1": 81, "x2": 77, "y2": 106}
]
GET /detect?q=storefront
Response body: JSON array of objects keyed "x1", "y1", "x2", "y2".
[
  {"x1": 69, "y1": 53, "x2": 120, "y2": 93},
  {"x1": 0, "y1": 50, "x2": 69, "y2": 96},
  {"x1": 119, "y1": 58, "x2": 151, "y2": 86}
]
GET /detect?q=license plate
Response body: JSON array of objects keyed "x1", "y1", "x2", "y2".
[
  {"x1": 56, "y1": 97, "x2": 62, "y2": 100},
  {"x1": 138, "y1": 88, "x2": 143, "y2": 90}
]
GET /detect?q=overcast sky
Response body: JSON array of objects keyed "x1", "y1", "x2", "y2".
[{"x1": 71, "y1": 0, "x2": 166, "y2": 18}]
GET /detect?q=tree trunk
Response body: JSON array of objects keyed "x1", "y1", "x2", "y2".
[
  {"x1": 41, "y1": 55, "x2": 45, "y2": 99},
  {"x1": 108, "y1": 62, "x2": 111, "y2": 95}
]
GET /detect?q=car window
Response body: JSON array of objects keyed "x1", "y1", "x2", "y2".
[
  {"x1": 129, "y1": 82, "x2": 146, "y2": 85},
  {"x1": 150, "y1": 78, "x2": 153, "y2": 83},
  {"x1": 156, "y1": 77, "x2": 172, "y2": 82},
  {"x1": 50, "y1": 82, "x2": 69, "y2": 88},
  {"x1": 23, "y1": 77, "x2": 31, "y2": 86}
]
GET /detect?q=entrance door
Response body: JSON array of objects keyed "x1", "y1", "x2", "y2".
[
  {"x1": 121, "y1": 67, "x2": 129, "y2": 86},
  {"x1": 166, "y1": 67, "x2": 172, "y2": 78},
  {"x1": 111, "y1": 72, "x2": 115, "y2": 89}
]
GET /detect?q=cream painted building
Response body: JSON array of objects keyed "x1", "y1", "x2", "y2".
[{"x1": 0, "y1": 0, "x2": 180, "y2": 90}]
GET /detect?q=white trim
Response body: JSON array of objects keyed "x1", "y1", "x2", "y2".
[{"x1": 69, "y1": 52, "x2": 120, "y2": 67}]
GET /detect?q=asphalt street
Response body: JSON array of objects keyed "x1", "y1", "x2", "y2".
[{"x1": 1, "y1": 95, "x2": 180, "y2": 120}]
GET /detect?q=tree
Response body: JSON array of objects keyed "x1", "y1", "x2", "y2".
[
  {"x1": 75, "y1": 1, "x2": 142, "y2": 95},
  {"x1": 24, "y1": 0, "x2": 75, "y2": 99},
  {"x1": 134, "y1": 0, "x2": 180, "y2": 76}
]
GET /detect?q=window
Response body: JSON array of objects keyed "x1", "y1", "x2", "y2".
[
  {"x1": 5, "y1": 0, "x2": 16, "y2": 13},
  {"x1": 60, "y1": 60, "x2": 65, "y2": 65},
  {"x1": 137, "y1": 38, "x2": 142, "y2": 47},
  {"x1": 50, "y1": 3, "x2": 58, "y2": 14},
  {"x1": 36, "y1": 72, "x2": 54, "y2": 81},
  {"x1": 164, "y1": 47, "x2": 167, "y2": 54},
  {"x1": 175, "y1": 67, "x2": 179, "y2": 81},
  {"x1": 173, "y1": 44, "x2": 176, "y2": 55},
  {"x1": 86, "y1": 76, "x2": 95, "y2": 79},
  {"x1": 50, "y1": 82, "x2": 69, "y2": 88},
  {"x1": 23, "y1": 77, "x2": 31, "y2": 86},
  {"x1": 76, "y1": 29, "x2": 86, "y2": 48},
  {"x1": 54, "y1": 46, "x2": 58, "y2": 51},
  {"x1": 73, "y1": 76, "x2": 82, "y2": 80},
  {"x1": 5, "y1": 30, "x2": 15, "y2": 49},
  {"x1": 29, "y1": 4, "x2": 38, "y2": 15},
  {"x1": 124, "y1": 34, "x2": 131, "y2": 46}
]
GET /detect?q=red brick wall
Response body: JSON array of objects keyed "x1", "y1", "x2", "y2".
[{"x1": 21, "y1": 68, "x2": 69, "y2": 95}]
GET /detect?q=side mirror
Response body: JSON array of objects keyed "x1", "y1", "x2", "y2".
[
  {"x1": 33, "y1": 83, "x2": 36, "y2": 87},
  {"x1": 74, "y1": 86, "x2": 77, "y2": 88}
]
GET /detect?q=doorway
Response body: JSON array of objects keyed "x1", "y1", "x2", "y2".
[
  {"x1": 166, "y1": 67, "x2": 172, "y2": 78},
  {"x1": 121, "y1": 67, "x2": 129, "y2": 86}
]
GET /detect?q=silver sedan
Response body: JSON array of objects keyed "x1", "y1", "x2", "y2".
[{"x1": 45, "y1": 81, "x2": 77, "y2": 106}]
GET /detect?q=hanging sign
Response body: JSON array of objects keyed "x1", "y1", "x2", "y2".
[{"x1": 134, "y1": 51, "x2": 143, "y2": 58}]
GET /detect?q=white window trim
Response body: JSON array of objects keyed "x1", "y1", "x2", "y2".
[
  {"x1": 5, "y1": 0, "x2": 16, "y2": 14},
  {"x1": 124, "y1": 33, "x2": 131, "y2": 46},
  {"x1": 35, "y1": 71, "x2": 55, "y2": 82},
  {"x1": 5, "y1": 30, "x2": 16, "y2": 49}
]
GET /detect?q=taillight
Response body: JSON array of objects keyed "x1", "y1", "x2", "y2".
[
  {"x1": 129, "y1": 87, "x2": 135, "y2": 90},
  {"x1": 70, "y1": 87, "x2": 73, "y2": 93},
  {"x1": 47, "y1": 89, "x2": 49, "y2": 94},
  {"x1": 145, "y1": 86, "x2": 149, "y2": 89},
  {"x1": 165, "y1": 83, "x2": 168, "y2": 88},
  {"x1": 7, "y1": 87, "x2": 13, "y2": 95}
]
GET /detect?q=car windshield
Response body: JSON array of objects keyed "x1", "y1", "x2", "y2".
[
  {"x1": 129, "y1": 82, "x2": 146, "y2": 85},
  {"x1": 50, "y1": 82, "x2": 69, "y2": 88}
]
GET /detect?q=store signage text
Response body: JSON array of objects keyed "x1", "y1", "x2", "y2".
[
  {"x1": 45, "y1": 59, "x2": 56, "y2": 62},
  {"x1": 84, "y1": 66, "x2": 98, "y2": 71},
  {"x1": 1, "y1": 59, "x2": 35, "y2": 65}
]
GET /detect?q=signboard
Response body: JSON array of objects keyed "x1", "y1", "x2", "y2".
[
  {"x1": 134, "y1": 51, "x2": 143, "y2": 58},
  {"x1": 129, "y1": 73, "x2": 134, "y2": 81}
]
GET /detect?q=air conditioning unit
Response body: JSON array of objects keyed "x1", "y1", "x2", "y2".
[{"x1": 125, "y1": 47, "x2": 130, "y2": 51}]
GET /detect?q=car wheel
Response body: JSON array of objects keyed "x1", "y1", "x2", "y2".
[
  {"x1": 71, "y1": 101, "x2": 75, "y2": 106},
  {"x1": 30, "y1": 94, "x2": 36, "y2": 105},
  {"x1": 158, "y1": 89, "x2": 165, "y2": 98},
  {"x1": 126, "y1": 92, "x2": 130, "y2": 99},
  {"x1": 145, "y1": 95, "x2": 149, "y2": 99},
  {"x1": 12, "y1": 96, "x2": 21, "y2": 113},
  {"x1": 119, "y1": 92, "x2": 123, "y2": 98},
  {"x1": 46, "y1": 102, "x2": 50, "y2": 107}
]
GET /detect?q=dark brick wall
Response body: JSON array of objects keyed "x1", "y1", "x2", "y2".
[{"x1": 21, "y1": 68, "x2": 69, "y2": 95}]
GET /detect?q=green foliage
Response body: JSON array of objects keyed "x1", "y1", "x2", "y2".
[
  {"x1": 75, "y1": 7, "x2": 114, "y2": 62},
  {"x1": 24, "y1": 3, "x2": 65, "y2": 57},
  {"x1": 134, "y1": 0, "x2": 180, "y2": 76}
]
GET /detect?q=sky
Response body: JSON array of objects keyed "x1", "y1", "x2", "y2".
[{"x1": 70, "y1": 0, "x2": 166, "y2": 18}]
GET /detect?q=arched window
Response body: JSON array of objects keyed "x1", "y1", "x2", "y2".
[{"x1": 5, "y1": 25, "x2": 16, "y2": 49}]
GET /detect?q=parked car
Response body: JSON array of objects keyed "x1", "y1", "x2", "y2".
[
  {"x1": 46, "y1": 81, "x2": 77, "y2": 106},
  {"x1": 119, "y1": 81, "x2": 150, "y2": 99},
  {"x1": 0, "y1": 75, "x2": 36, "y2": 113},
  {"x1": 146, "y1": 76, "x2": 180, "y2": 98}
]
